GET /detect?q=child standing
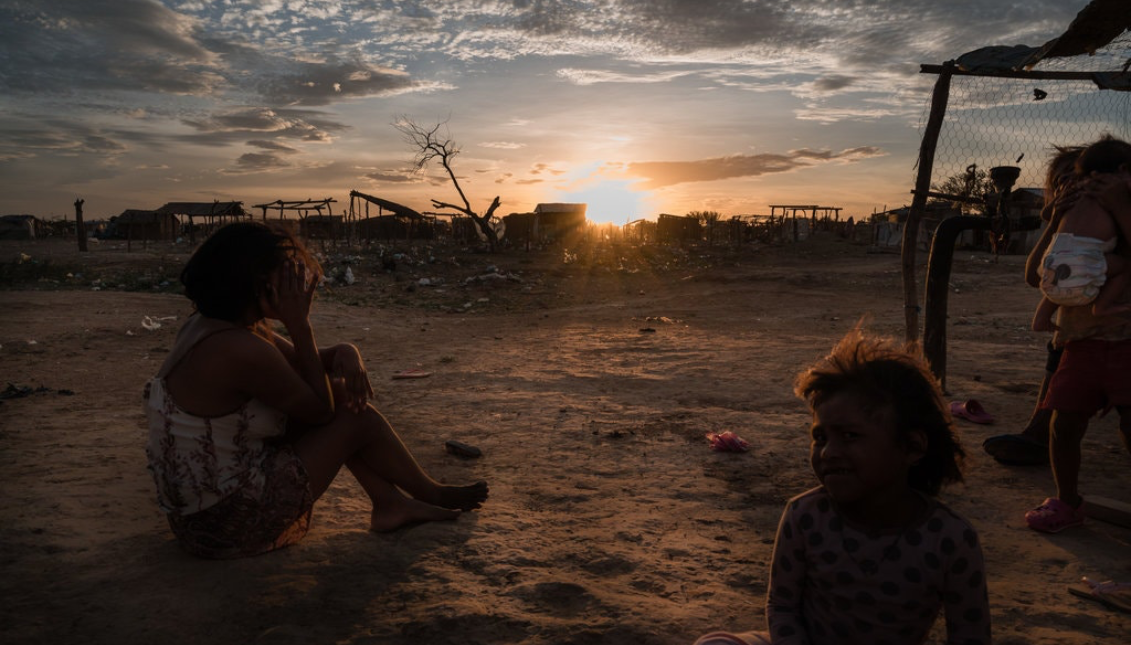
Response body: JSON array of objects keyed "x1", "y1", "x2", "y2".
[
  {"x1": 1025, "y1": 136, "x2": 1131, "y2": 533},
  {"x1": 695, "y1": 327, "x2": 990, "y2": 645}
]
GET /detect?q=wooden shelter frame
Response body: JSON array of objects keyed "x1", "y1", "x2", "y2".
[
  {"x1": 768, "y1": 204, "x2": 843, "y2": 242},
  {"x1": 155, "y1": 201, "x2": 247, "y2": 244},
  {"x1": 348, "y1": 190, "x2": 434, "y2": 243},
  {"x1": 252, "y1": 198, "x2": 337, "y2": 221},
  {"x1": 904, "y1": 59, "x2": 1130, "y2": 388}
]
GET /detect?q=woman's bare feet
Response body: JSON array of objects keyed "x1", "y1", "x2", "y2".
[
  {"x1": 427, "y1": 481, "x2": 489, "y2": 511},
  {"x1": 369, "y1": 495, "x2": 460, "y2": 532}
]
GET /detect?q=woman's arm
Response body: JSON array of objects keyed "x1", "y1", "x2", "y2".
[
  {"x1": 1028, "y1": 183, "x2": 1081, "y2": 287},
  {"x1": 1025, "y1": 214, "x2": 1059, "y2": 288},
  {"x1": 271, "y1": 336, "x2": 373, "y2": 413},
  {"x1": 243, "y1": 259, "x2": 334, "y2": 424}
]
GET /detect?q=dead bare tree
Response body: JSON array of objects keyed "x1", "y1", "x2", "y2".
[{"x1": 394, "y1": 116, "x2": 502, "y2": 250}]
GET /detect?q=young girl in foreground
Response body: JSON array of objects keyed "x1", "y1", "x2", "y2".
[
  {"x1": 145, "y1": 222, "x2": 488, "y2": 559},
  {"x1": 696, "y1": 328, "x2": 991, "y2": 645}
]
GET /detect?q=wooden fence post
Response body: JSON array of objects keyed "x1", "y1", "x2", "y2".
[
  {"x1": 74, "y1": 198, "x2": 88, "y2": 252},
  {"x1": 902, "y1": 60, "x2": 954, "y2": 342}
]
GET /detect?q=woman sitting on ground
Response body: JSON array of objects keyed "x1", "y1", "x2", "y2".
[{"x1": 145, "y1": 222, "x2": 488, "y2": 559}]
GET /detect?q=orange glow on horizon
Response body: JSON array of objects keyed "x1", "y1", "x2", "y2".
[{"x1": 558, "y1": 178, "x2": 648, "y2": 225}]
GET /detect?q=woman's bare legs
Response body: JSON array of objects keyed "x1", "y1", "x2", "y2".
[
  {"x1": 345, "y1": 455, "x2": 461, "y2": 531},
  {"x1": 293, "y1": 395, "x2": 488, "y2": 530}
]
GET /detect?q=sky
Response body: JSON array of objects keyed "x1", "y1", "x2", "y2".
[{"x1": 0, "y1": 0, "x2": 1113, "y2": 224}]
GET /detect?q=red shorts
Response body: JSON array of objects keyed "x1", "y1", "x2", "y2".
[{"x1": 1041, "y1": 338, "x2": 1131, "y2": 415}]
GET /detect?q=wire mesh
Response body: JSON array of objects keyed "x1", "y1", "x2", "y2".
[{"x1": 921, "y1": 33, "x2": 1131, "y2": 195}]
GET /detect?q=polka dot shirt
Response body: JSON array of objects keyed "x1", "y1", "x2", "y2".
[{"x1": 766, "y1": 487, "x2": 991, "y2": 645}]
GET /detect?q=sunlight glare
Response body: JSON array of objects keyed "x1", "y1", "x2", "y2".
[{"x1": 559, "y1": 179, "x2": 647, "y2": 225}]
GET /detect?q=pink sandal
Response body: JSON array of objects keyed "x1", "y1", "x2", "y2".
[{"x1": 1025, "y1": 497, "x2": 1086, "y2": 533}]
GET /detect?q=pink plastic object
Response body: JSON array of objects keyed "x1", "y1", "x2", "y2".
[{"x1": 706, "y1": 431, "x2": 751, "y2": 452}]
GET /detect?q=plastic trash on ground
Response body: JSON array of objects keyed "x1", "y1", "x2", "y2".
[{"x1": 706, "y1": 431, "x2": 750, "y2": 452}]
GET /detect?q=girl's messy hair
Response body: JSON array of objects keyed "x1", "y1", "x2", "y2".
[
  {"x1": 1045, "y1": 145, "x2": 1084, "y2": 197},
  {"x1": 180, "y1": 221, "x2": 321, "y2": 321},
  {"x1": 794, "y1": 325, "x2": 965, "y2": 496}
]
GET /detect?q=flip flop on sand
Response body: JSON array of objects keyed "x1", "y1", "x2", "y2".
[
  {"x1": 392, "y1": 369, "x2": 433, "y2": 380},
  {"x1": 950, "y1": 399, "x2": 994, "y2": 424},
  {"x1": 1068, "y1": 577, "x2": 1131, "y2": 614},
  {"x1": 706, "y1": 431, "x2": 751, "y2": 452},
  {"x1": 982, "y1": 434, "x2": 1049, "y2": 465}
]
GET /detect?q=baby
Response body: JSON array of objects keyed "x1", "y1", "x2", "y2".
[{"x1": 1032, "y1": 136, "x2": 1131, "y2": 331}]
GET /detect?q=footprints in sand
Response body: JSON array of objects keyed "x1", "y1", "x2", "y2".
[{"x1": 510, "y1": 580, "x2": 596, "y2": 616}]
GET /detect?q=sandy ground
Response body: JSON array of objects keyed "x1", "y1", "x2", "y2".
[{"x1": 0, "y1": 235, "x2": 1128, "y2": 645}]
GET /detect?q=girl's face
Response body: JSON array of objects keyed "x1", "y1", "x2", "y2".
[{"x1": 809, "y1": 392, "x2": 925, "y2": 514}]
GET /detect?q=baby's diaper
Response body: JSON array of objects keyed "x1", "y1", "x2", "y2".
[{"x1": 1039, "y1": 233, "x2": 1116, "y2": 307}]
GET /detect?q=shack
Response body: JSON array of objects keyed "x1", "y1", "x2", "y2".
[
  {"x1": 0, "y1": 214, "x2": 43, "y2": 240},
  {"x1": 111, "y1": 209, "x2": 179, "y2": 241},
  {"x1": 532, "y1": 203, "x2": 587, "y2": 242}
]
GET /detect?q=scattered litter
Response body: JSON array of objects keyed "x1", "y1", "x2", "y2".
[
  {"x1": 392, "y1": 369, "x2": 432, "y2": 380},
  {"x1": 1, "y1": 384, "x2": 71, "y2": 400},
  {"x1": 445, "y1": 440, "x2": 482, "y2": 459},
  {"x1": 706, "y1": 431, "x2": 751, "y2": 452},
  {"x1": 1068, "y1": 577, "x2": 1131, "y2": 614},
  {"x1": 26, "y1": 339, "x2": 37, "y2": 345},
  {"x1": 639, "y1": 327, "x2": 656, "y2": 333},
  {"x1": 141, "y1": 316, "x2": 162, "y2": 331},
  {"x1": 343, "y1": 266, "x2": 355, "y2": 285}
]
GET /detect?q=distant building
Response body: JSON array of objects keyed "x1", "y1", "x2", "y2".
[
  {"x1": 503, "y1": 203, "x2": 587, "y2": 247},
  {"x1": 533, "y1": 203, "x2": 587, "y2": 241},
  {"x1": 109, "y1": 209, "x2": 179, "y2": 240},
  {"x1": 0, "y1": 214, "x2": 43, "y2": 240},
  {"x1": 656, "y1": 213, "x2": 701, "y2": 243}
]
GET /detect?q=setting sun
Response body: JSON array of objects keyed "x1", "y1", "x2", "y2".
[{"x1": 556, "y1": 178, "x2": 649, "y2": 225}]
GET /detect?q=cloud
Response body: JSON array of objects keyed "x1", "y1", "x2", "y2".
[
  {"x1": 530, "y1": 163, "x2": 566, "y2": 176},
  {"x1": 479, "y1": 141, "x2": 526, "y2": 149},
  {"x1": 810, "y1": 75, "x2": 858, "y2": 92},
  {"x1": 0, "y1": 117, "x2": 129, "y2": 162},
  {"x1": 364, "y1": 169, "x2": 419, "y2": 183},
  {"x1": 181, "y1": 108, "x2": 346, "y2": 145},
  {"x1": 556, "y1": 68, "x2": 696, "y2": 85},
  {"x1": 231, "y1": 152, "x2": 294, "y2": 172},
  {"x1": 246, "y1": 140, "x2": 301, "y2": 154},
  {"x1": 624, "y1": 146, "x2": 887, "y2": 189},
  {"x1": 255, "y1": 61, "x2": 424, "y2": 106},
  {"x1": 0, "y1": 0, "x2": 221, "y2": 95}
]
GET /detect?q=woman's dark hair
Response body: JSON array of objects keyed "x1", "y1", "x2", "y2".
[
  {"x1": 180, "y1": 221, "x2": 319, "y2": 321},
  {"x1": 794, "y1": 325, "x2": 966, "y2": 496},
  {"x1": 1076, "y1": 134, "x2": 1131, "y2": 175}
]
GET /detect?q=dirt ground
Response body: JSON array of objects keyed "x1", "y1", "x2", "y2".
[{"x1": 0, "y1": 234, "x2": 1128, "y2": 645}]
